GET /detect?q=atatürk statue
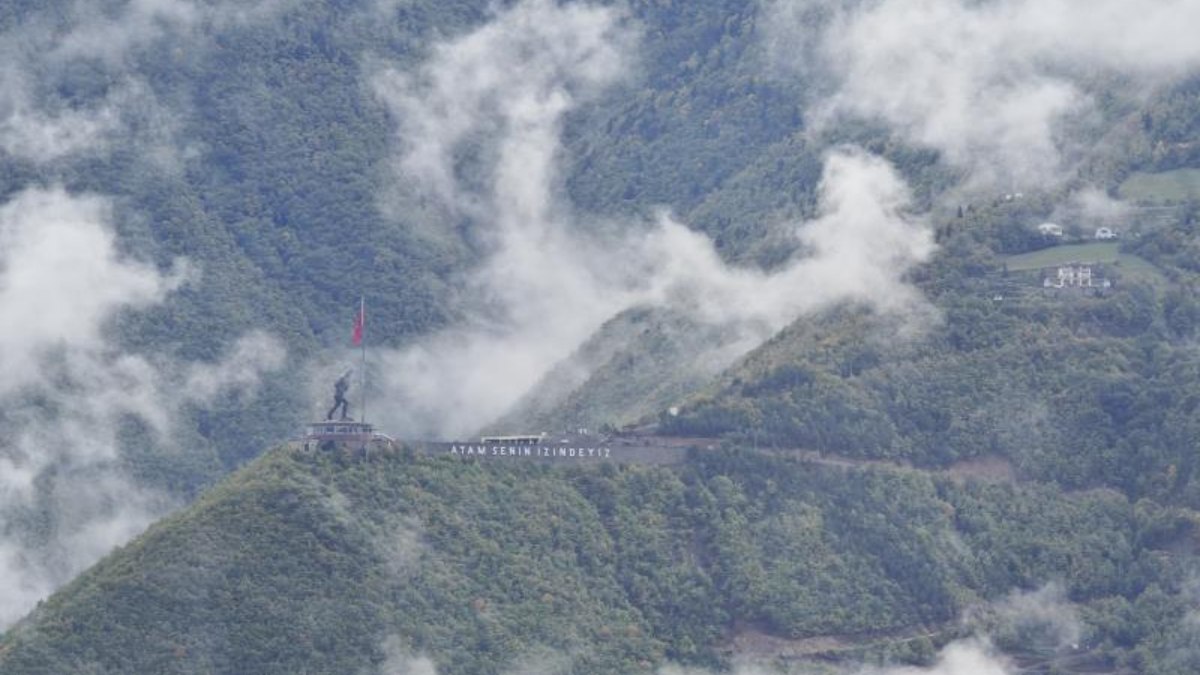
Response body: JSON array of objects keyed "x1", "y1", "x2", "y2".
[{"x1": 326, "y1": 369, "x2": 353, "y2": 421}]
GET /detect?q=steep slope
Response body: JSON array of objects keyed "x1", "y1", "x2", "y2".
[
  {"x1": 663, "y1": 207, "x2": 1200, "y2": 507},
  {"x1": 2, "y1": 446, "x2": 1196, "y2": 674},
  {"x1": 5, "y1": 0, "x2": 1200, "y2": 669},
  {"x1": 0, "y1": 0, "x2": 853, "y2": 622},
  {"x1": 495, "y1": 307, "x2": 742, "y2": 432},
  {"x1": 0, "y1": 0, "x2": 828, "y2": 482}
]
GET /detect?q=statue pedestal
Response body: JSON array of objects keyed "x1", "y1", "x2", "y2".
[{"x1": 304, "y1": 420, "x2": 375, "y2": 442}]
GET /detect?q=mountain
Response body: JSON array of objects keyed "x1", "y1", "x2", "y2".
[
  {"x1": 662, "y1": 202, "x2": 1200, "y2": 506},
  {"x1": 3, "y1": 0, "x2": 1200, "y2": 672},
  {"x1": 3, "y1": 445, "x2": 1197, "y2": 674},
  {"x1": 0, "y1": 0, "x2": 840, "y2": 628}
]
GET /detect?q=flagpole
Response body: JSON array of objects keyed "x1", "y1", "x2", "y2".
[{"x1": 359, "y1": 296, "x2": 366, "y2": 425}]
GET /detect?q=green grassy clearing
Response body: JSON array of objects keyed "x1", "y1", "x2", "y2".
[
  {"x1": 1119, "y1": 169, "x2": 1200, "y2": 202},
  {"x1": 1004, "y1": 243, "x2": 1167, "y2": 285},
  {"x1": 1004, "y1": 243, "x2": 1120, "y2": 270}
]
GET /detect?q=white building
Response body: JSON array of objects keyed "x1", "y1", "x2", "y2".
[
  {"x1": 1043, "y1": 266, "x2": 1112, "y2": 289},
  {"x1": 1038, "y1": 222, "x2": 1064, "y2": 237}
]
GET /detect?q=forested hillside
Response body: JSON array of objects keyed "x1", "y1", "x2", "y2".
[
  {"x1": 3, "y1": 447, "x2": 1198, "y2": 674},
  {"x1": 0, "y1": 0, "x2": 845, "y2": 627},
  {"x1": 3, "y1": 0, "x2": 1200, "y2": 672}
]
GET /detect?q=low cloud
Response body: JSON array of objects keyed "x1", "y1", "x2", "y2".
[
  {"x1": 378, "y1": 638, "x2": 439, "y2": 675},
  {"x1": 184, "y1": 331, "x2": 287, "y2": 404},
  {"x1": 371, "y1": 0, "x2": 634, "y2": 212},
  {"x1": 978, "y1": 583, "x2": 1083, "y2": 652},
  {"x1": 636, "y1": 148, "x2": 932, "y2": 333},
  {"x1": 0, "y1": 187, "x2": 286, "y2": 628},
  {"x1": 658, "y1": 638, "x2": 1013, "y2": 675},
  {"x1": 369, "y1": 583, "x2": 1087, "y2": 675},
  {"x1": 0, "y1": 0, "x2": 291, "y2": 167},
  {"x1": 765, "y1": 0, "x2": 1200, "y2": 189},
  {"x1": 371, "y1": 0, "x2": 935, "y2": 440},
  {"x1": 863, "y1": 639, "x2": 1011, "y2": 675},
  {"x1": 0, "y1": 64, "x2": 123, "y2": 163},
  {"x1": 378, "y1": 637, "x2": 1015, "y2": 675},
  {"x1": 52, "y1": 0, "x2": 294, "y2": 66},
  {"x1": 1063, "y1": 187, "x2": 1131, "y2": 226}
]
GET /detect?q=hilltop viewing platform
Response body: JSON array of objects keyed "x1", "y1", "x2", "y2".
[{"x1": 294, "y1": 424, "x2": 709, "y2": 466}]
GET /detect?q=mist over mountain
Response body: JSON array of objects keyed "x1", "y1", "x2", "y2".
[{"x1": 1, "y1": 0, "x2": 1200, "y2": 673}]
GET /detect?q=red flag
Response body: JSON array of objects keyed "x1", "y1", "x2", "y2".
[{"x1": 352, "y1": 299, "x2": 364, "y2": 346}]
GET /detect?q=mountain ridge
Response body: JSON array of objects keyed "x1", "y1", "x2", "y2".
[{"x1": 3, "y1": 442, "x2": 1195, "y2": 674}]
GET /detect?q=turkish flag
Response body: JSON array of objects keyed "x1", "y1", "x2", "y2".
[{"x1": 352, "y1": 300, "x2": 364, "y2": 346}]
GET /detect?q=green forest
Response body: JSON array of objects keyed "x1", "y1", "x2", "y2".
[
  {"x1": 2, "y1": 0, "x2": 1200, "y2": 673},
  {"x1": 4, "y1": 447, "x2": 1199, "y2": 674}
]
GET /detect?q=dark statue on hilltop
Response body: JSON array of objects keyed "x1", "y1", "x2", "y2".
[{"x1": 326, "y1": 369, "x2": 353, "y2": 421}]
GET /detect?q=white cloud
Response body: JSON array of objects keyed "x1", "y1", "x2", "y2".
[
  {"x1": 865, "y1": 639, "x2": 1012, "y2": 675},
  {"x1": 0, "y1": 70, "x2": 122, "y2": 162},
  {"x1": 636, "y1": 147, "x2": 933, "y2": 333},
  {"x1": 371, "y1": 0, "x2": 634, "y2": 212},
  {"x1": 0, "y1": 187, "x2": 286, "y2": 628},
  {"x1": 766, "y1": 0, "x2": 1200, "y2": 188},
  {"x1": 968, "y1": 582, "x2": 1083, "y2": 652},
  {"x1": 0, "y1": 188, "x2": 184, "y2": 393},
  {"x1": 378, "y1": 637, "x2": 439, "y2": 675},
  {"x1": 0, "y1": 0, "x2": 292, "y2": 166},
  {"x1": 369, "y1": 0, "x2": 641, "y2": 438},
  {"x1": 53, "y1": 0, "x2": 294, "y2": 65},
  {"x1": 1066, "y1": 187, "x2": 1130, "y2": 225},
  {"x1": 369, "y1": 1, "x2": 936, "y2": 440},
  {"x1": 184, "y1": 331, "x2": 287, "y2": 404},
  {"x1": 658, "y1": 638, "x2": 1013, "y2": 675}
]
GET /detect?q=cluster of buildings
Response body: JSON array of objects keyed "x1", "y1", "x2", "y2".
[
  {"x1": 1042, "y1": 265, "x2": 1112, "y2": 291},
  {"x1": 1036, "y1": 222, "x2": 1118, "y2": 240}
]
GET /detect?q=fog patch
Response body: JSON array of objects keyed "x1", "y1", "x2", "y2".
[
  {"x1": 0, "y1": 64, "x2": 123, "y2": 163},
  {"x1": 378, "y1": 637, "x2": 438, "y2": 675},
  {"x1": 658, "y1": 638, "x2": 1012, "y2": 675},
  {"x1": 862, "y1": 639, "x2": 1011, "y2": 675},
  {"x1": 765, "y1": 0, "x2": 1200, "y2": 189},
  {"x1": 0, "y1": 187, "x2": 285, "y2": 628},
  {"x1": 0, "y1": 0, "x2": 290, "y2": 168},
  {"x1": 376, "y1": 515, "x2": 426, "y2": 580},
  {"x1": 988, "y1": 583, "x2": 1082, "y2": 651},
  {"x1": 52, "y1": 0, "x2": 295, "y2": 66},
  {"x1": 1054, "y1": 187, "x2": 1132, "y2": 232},
  {"x1": 636, "y1": 148, "x2": 933, "y2": 334},
  {"x1": 184, "y1": 331, "x2": 287, "y2": 404},
  {"x1": 363, "y1": 585, "x2": 1082, "y2": 675},
  {"x1": 370, "y1": 635, "x2": 1017, "y2": 675},
  {"x1": 371, "y1": 0, "x2": 935, "y2": 440}
]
